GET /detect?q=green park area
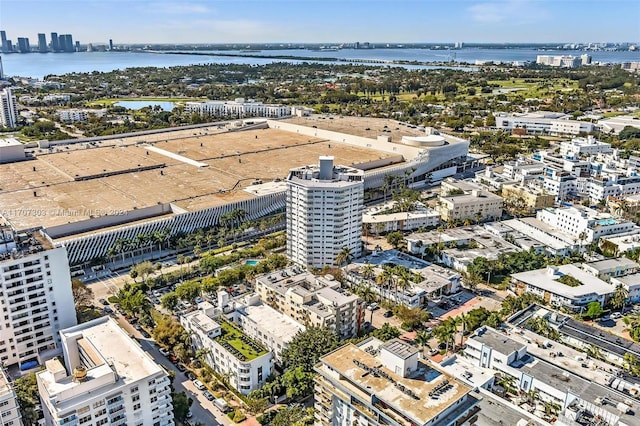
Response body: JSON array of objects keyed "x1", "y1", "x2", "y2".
[{"x1": 216, "y1": 319, "x2": 268, "y2": 361}]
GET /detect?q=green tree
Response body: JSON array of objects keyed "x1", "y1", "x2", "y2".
[
  {"x1": 372, "y1": 323, "x2": 401, "y2": 341},
  {"x1": 161, "y1": 292, "x2": 180, "y2": 311},
  {"x1": 71, "y1": 278, "x2": 94, "y2": 309},
  {"x1": 583, "y1": 301, "x2": 604, "y2": 320},
  {"x1": 624, "y1": 352, "x2": 640, "y2": 376},
  {"x1": 415, "y1": 329, "x2": 432, "y2": 351},
  {"x1": 623, "y1": 313, "x2": 640, "y2": 341},
  {"x1": 281, "y1": 327, "x2": 339, "y2": 371},
  {"x1": 113, "y1": 286, "x2": 149, "y2": 318},
  {"x1": 611, "y1": 284, "x2": 629, "y2": 312},
  {"x1": 335, "y1": 246, "x2": 354, "y2": 266},
  {"x1": 172, "y1": 391, "x2": 192, "y2": 420},
  {"x1": 15, "y1": 373, "x2": 39, "y2": 426},
  {"x1": 395, "y1": 305, "x2": 431, "y2": 330},
  {"x1": 281, "y1": 366, "x2": 316, "y2": 399},
  {"x1": 271, "y1": 406, "x2": 315, "y2": 426},
  {"x1": 386, "y1": 231, "x2": 404, "y2": 249}
]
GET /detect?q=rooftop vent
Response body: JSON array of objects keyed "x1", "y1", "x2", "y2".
[{"x1": 72, "y1": 366, "x2": 88, "y2": 382}]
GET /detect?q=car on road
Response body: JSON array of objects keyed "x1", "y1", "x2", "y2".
[
  {"x1": 168, "y1": 355, "x2": 179, "y2": 364},
  {"x1": 187, "y1": 372, "x2": 196, "y2": 381},
  {"x1": 195, "y1": 297, "x2": 203, "y2": 304},
  {"x1": 203, "y1": 391, "x2": 214, "y2": 401},
  {"x1": 193, "y1": 380, "x2": 205, "y2": 390},
  {"x1": 159, "y1": 347, "x2": 169, "y2": 356},
  {"x1": 99, "y1": 298, "x2": 109, "y2": 306},
  {"x1": 176, "y1": 363, "x2": 186, "y2": 372},
  {"x1": 366, "y1": 303, "x2": 379, "y2": 311},
  {"x1": 383, "y1": 310, "x2": 393, "y2": 318}
]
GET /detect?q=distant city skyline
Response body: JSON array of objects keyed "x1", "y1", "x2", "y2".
[{"x1": 2, "y1": 0, "x2": 638, "y2": 45}]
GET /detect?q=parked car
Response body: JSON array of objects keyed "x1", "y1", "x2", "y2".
[
  {"x1": 168, "y1": 355, "x2": 178, "y2": 364},
  {"x1": 611, "y1": 312, "x2": 622, "y2": 319},
  {"x1": 366, "y1": 303, "x2": 379, "y2": 311},
  {"x1": 187, "y1": 372, "x2": 196, "y2": 381},
  {"x1": 193, "y1": 380, "x2": 205, "y2": 390},
  {"x1": 140, "y1": 329, "x2": 151, "y2": 338},
  {"x1": 177, "y1": 363, "x2": 186, "y2": 372},
  {"x1": 186, "y1": 411, "x2": 193, "y2": 418},
  {"x1": 203, "y1": 391, "x2": 214, "y2": 401},
  {"x1": 383, "y1": 310, "x2": 393, "y2": 318},
  {"x1": 103, "y1": 306, "x2": 113, "y2": 314},
  {"x1": 99, "y1": 298, "x2": 109, "y2": 306},
  {"x1": 159, "y1": 348, "x2": 169, "y2": 356}
]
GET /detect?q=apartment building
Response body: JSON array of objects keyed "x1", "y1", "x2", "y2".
[
  {"x1": 254, "y1": 266, "x2": 362, "y2": 339},
  {"x1": 559, "y1": 136, "x2": 612, "y2": 159},
  {"x1": 0, "y1": 88, "x2": 18, "y2": 128},
  {"x1": 511, "y1": 265, "x2": 614, "y2": 310},
  {"x1": 501, "y1": 183, "x2": 555, "y2": 211},
  {"x1": 0, "y1": 226, "x2": 76, "y2": 369},
  {"x1": 537, "y1": 206, "x2": 637, "y2": 243},
  {"x1": 184, "y1": 98, "x2": 291, "y2": 118},
  {"x1": 57, "y1": 108, "x2": 106, "y2": 123},
  {"x1": 494, "y1": 112, "x2": 597, "y2": 135},
  {"x1": 315, "y1": 338, "x2": 480, "y2": 426},
  {"x1": 286, "y1": 156, "x2": 364, "y2": 268},
  {"x1": 37, "y1": 316, "x2": 174, "y2": 426},
  {"x1": 0, "y1": 369, "x2": 22, "y2": 426},
  {"x1": 180, "y1": 308, "x2": 272, "y2": 394},
  {"x1": 438, "y1": 187, "x2": 503, "y2": 223},
  {"x1": 363, "y1": 201, "x2": 440, "y2": 233}
]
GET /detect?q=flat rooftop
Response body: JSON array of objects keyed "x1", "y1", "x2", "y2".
[
  {"x1": 0, "y1": 125, "x2": 395, "y2": 230},
  {"x1": 583, "y1": 257, "x2": 640, "y2": 273},
  {"x1": 469, "y1": 327, "x2": 526, "y2": 355},
  {"x1": 559, "y1": 318, "x2": 640, "y2": 360},
  {"x1": 511, "y1": 264, "x2": 614, "y2": 299},
  {"x1": 242, "y1": 304, "x2": 305, "y2": 344},
  {"x1": 319, "y1": 340, "x2": 474, "y2": 426}
]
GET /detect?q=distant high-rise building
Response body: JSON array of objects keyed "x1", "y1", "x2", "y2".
[
  {"x1": 0, "y1": 31, "x2": 8, "y2": 53},
  {"x1": 109, "y1": 38, "x2": 113, "y2": 51},
  {"x1": 75, "y1": 40, "x2": 80, "y2": 51},
  {"x1": 50, "y1": 32, "x2": 59, "y2": 51},
  {"x1": 0, "y1": 56, "x2": 4, "y2": 80},
  {"x1": 286, "y1": 155, "x2": 364, "y2": 268},
  {"x1": 16, "y1": 37, "x2": 29, "y2": 53},
  {"x1": 0, "y1": 87, "x2": 18, "y2": 128},
  {"x1": 59, "y1": 34, "x2": 74, "y2": 52},
  {"x1": 37, "y1": 33, "x2": 47, "y2": 53}
]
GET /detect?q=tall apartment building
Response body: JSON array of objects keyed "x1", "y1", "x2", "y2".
[
  {"x1": 50, "y1": 32, "x2": 59, "y2": 52},
  {"x1": 0, "y1": 368, "x2": 22, "y2": 426},
  {"x1": 254, "y1": 266, "x2": 363, "y2": 339},
  {"x1": 0, "y1": 88, "x2": 18, "y2": 128},
  {"x1": 37, "y1": 33, "x2": 48, "y2": 53},
  {"x1": 16, "y1": 38, "x2": 29, "y2": 54},
  {"x1": 287, "y1": 156, "x2": 364, "y2": 268},
  {"x1": 315, "y1": 337, "x2": 480, "y2": 426},
  {"x1": 37, "y1": 316, "x2": 174, "y2": 426},
  {"x1": 180, "y1": 306, "x2": 272, "y2": 395},
  {"x1": 0, "y1": 225, "x2": 76, "y2": 368}
]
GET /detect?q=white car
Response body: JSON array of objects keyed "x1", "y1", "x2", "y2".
[
  {"x1": 159, "y1": 348, "x2": 169, "y2": 356},
  {"x1": 193, "y1": 380, "x2": 205, "y2": 390},
  {"x1": 611, "y1": 312, "x2": 622, "y2": 319}
]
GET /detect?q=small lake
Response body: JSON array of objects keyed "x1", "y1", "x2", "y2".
[{"x1": 114, "y1": 100, "x2": 176, "y2": 111}]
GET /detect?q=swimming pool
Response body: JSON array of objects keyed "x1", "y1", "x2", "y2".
[{"x1": 245, "y1": 260, "x2": 259, "y2": 266}]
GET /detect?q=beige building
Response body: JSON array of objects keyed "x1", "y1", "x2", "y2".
[
  {"x1": 439, "y1": 188, "x2": 503, "y2": 222},
  {"x1": 501, "y1": 183, "x2": 555, "y2": 211},
  {"x1": 0, "y1": 369, "x2": 21, "y2": 426},
  {"x1": 254, "y1": 266, "x2": 363, "y2": 339},
  {"x1": 315, "y1": 337, "x2": 480, "y2": 426}
]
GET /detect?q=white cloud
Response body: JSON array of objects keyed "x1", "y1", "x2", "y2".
[
  {"x1": 468, "y1": 0, "x2": 549, "y2": 24},
  {"x1": 152, "y1": 2, "x2": 212, "y2": 15}
]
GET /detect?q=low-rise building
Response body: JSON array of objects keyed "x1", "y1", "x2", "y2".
[
  {"x1": 502, "y1": 217, "x2": 580, "y2": 256},
  {"x1": 185, "y1": 98, "x2": 291, "y2": 118},
  {"x1": 511, "y1": 265, "x2": 614, "y2": 310},
  {"x1": 254, "y1": 266, "x2": 362, "y2": 339},
  {"x1": 537, "y1": 206, "x2": 638, "y2": 243},
  {"x1": 501, "y1": 183, "x2": 555, "y2": 211},
  {"x1": 494, "y1": 111, "x2": 597, "y2": 135},
  {"x1": 0, "y1": 368, "x2": 22, "y2": 426},
  {"x1": 464, "y1": 326, "x2": 528, "y2": 370},
  {"x1": 315, "y1": 337, "x2": 480, "y2": 426},
  {"x1": 363, "y1": 201, "x2": 440, "y2": 233},
  {"x1": 180, "y1": 308, "x2": 272, "y2": 395},
  {"x1": 438, "y1": 179, "x2": 503, "y2": 223},
  {"x1": 581, "y1": 257, "x2": 640, "y2": 281},
  {"x1": 599, "y1": 115, "x2": 640, "y2": 134},
  {"x1": 559, "y1": 135, "x2": 612, "y2": 159},
  {"x1": 58, "y1": 108, "x2": 106, "y2": 122},
  {"x1": 37, "y1": 316, "x2": 174, "y2": 426}
]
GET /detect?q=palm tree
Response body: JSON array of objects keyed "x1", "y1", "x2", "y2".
[
  {"x1": 376, "y1": 267, "x2": 394, "y2": 302},
  {"x1": 435, "y1": 317, "x2": 457, "y2": 354},
  {"x1": 457, "y1": 312, "x2": 471, "y2": 347},
  {"x1": 396, "y1": 271, "x2": 412, "y2": 303},
  {"x1": 336, "y1": 246, "x2": 354, "y2": 266},
  {"x1": 585, "y1": 344, "x2": 603, "y2": 360},
  {"x1": 612, "y1": 284, "x2": 629, "y2": 312},
  {"x1": 361, "y1": 263, "x2": 375, "y2": 282},
  {"x1": 494, "y1": 374, "x2": 517, "y2": 396},
  {"x1": 415, "y1": 330, "x2": 431, "y2": 353}
]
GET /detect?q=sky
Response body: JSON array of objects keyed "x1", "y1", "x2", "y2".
[{"x1": 1, "y1": 0, "x2": 638, "y2": 45}]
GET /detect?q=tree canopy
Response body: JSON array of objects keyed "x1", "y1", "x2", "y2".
[{"x1": 281, "y1": 327, "x2": 340, "y2": 371}]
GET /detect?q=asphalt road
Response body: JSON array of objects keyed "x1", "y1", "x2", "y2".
[{"x1": 112, "y1": 313, "x2": 226, "y2": 426}]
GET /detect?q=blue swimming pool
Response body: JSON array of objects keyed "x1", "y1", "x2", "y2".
[{"x1": 245, "y1": 260, "x2": 259, "y2": 266}]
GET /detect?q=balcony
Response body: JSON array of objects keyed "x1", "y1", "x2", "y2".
[{"x1": 108, "y1": 405, "x2": 125, "y2": 416}]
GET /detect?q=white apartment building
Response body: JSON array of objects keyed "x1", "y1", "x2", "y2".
[
  {"x1": 37, "y1": 316, "x2": 174, "y2": 426},
  {"x1": 494, "y1": 112, "x2": 597, "y2": 135},
  {"x1": 536, "y1": 55, "x2": 587, "y2": 68},
  {"x1": 180, "y1": 308, "x2": 272, "y2": 394},
  {"x1": 254, "y1": 266, "x2": 363, "y2": 339},
  {"x1": 363, "y1": 201, "x2": 440, "y2": 233},
  {"x1": 511, "y1": 265, "x2": 614, "y2": 310},
  {"x1": 315, "y1": 338, "x2": 480, "y2": 426},
  {"x1": 559, "y1": 136, "x2": 612, "y2": 159},
  {"x1": 599, "y1": 115, "x2": 640, "y2": 134},
  {"x1": 184, "y1": 98, "x2": 291, "y2": 118},
  {"x1": 0, "y1": 88, "x2": 18, "y2": 128},
  {"x1": 0, "y1": 369, "x2": 22, "y2": 426},
  {"x1": 232, "y1": 297, "x2": 305, "y2": 364},
  {"x1": 465, "y1": 326, "x2": 527, "y2": 370},
  {"x1": 58, "y1": 108, "x2": 106, "y2": 123},
  {"x1": 0, "y1": 226, "x2": 76, "y2": 369},
  {"x1": 537, "y1": 206, "x2": 637, "y2": 243},
  {"x1": 286, "y1": 156, "x2": 364, "y2": 268}
]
